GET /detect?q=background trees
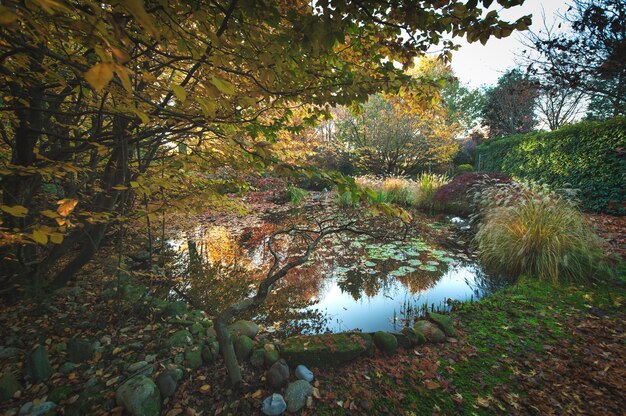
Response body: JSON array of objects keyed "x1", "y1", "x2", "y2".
[{"x1": 482, "y1": 69, "x2": 538, "y2": 138}]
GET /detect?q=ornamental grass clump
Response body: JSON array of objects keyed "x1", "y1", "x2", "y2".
[{"x1": 475, "y1": 192, "x2": 611, "y2": 283}]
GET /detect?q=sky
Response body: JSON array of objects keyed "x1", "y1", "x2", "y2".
[{"x1": 448, "y1": 0, "x2": 571, "y2": 89}]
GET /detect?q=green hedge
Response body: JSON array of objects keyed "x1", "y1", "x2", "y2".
[{"x1": 477, "y1": 117, "x2": 626, "y2": 214}]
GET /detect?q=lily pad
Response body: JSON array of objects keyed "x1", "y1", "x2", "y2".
[
  {"x1": 419, "y1": 264, "x2": 438, "y2": 272},
  {"x1": 407, "y1": 259, "x2": 423, "y2": 266}
]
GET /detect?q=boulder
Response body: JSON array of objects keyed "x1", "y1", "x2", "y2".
[
  {"x1": 427, "y1": 312, "x2": 455, "y2": 337},
  {"x1": 128, "y1": 361, "x2": 153, "y2": 376},
  {"x1": 267, "y1": 359, "x2": 289, "y2": 389},
  {"x1": 281, "y1": 333, "x2": 371, "y2": 368},
  {"x1": 156, "y1": 368, "x2": 183, "y2": 398},
  {"x1": 264, "y1": 349, "x2": 280, "y2": 367},
  {"x1": 251, "y1": 349, "x2": 265, "y2": 369},
  {"x1": 201, "y1": 342, "x2": 219, "y2": 364},
  {"x1": 261, "y1": 393, "x2": 287, "y2": 416},
  {"x1": 400, "y1": 327, "x2": 426, "y2": 347},
  {"x1": 184, "y1": 346, "x2": 203, "y2": 370},
  {"x1": 373, "y1": 331, "x2": 398, "y2": 355},
  {"x1": 161, "y1": 301, "x2": 187, "y2": 318},
  {"x1": 26, "y1": 401, "x2": 56, "y2": 416},
  {"x1": 25, "y1": 345, "x2": 53, "y2": 382},
  {"x1": 233, "y1": 335, "x2": 253, "y2": 361},
  {"x1": 0, "y1": 371, "x2": 21, "y2": 401},
  {"x1": 228, "y1": 320, "x2": 259, "y2": 338},
  {"x1": 48, "y1": 385, "x2": 73, "y2": 403},
  {"x1": 0, "y1": 346, "x2": 20, "y2": 359},
  {"x1": 295, "y1": 365, "x2": 314, "y2": 382},
  {"x1": 116, "y1": 375, "x2": 161, "y2": 416},
  {"x1": 285, "y1": 380, "x2": 313, "y2": 413},
  {"x1": 190, "y1": 322, "x2": 204, "y2": 335},
  {"x1": 414, "y1": 320, "x2": 446, "y2": 343},
  {"x1": 167, "y1": 330, "x2": 193, "y2": 348}
]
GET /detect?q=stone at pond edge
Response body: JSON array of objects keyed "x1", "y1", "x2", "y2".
[
  {"x1": 184, "y1": 346, "x2": 203, "y2": 370},
  {"x1": 161, "y1": 301, "x2": 187, "y2": 318},
  {"x1": 167, "y1": 330, "x2": 193, "y2": 348},
  {"x1": 262, "y1": 393, "x2": 287, "y2": 416},
  {"x1": 156, "y1": 368, "x2": 183, "y2": 398},
  {"x1": 229, "y1": 320, "x2": 259, "y2": 338},
  {"x1": 427, "y1": 312, "x2": 455, "y2": 337},
  {"x1": 401, "y1": 327, "x2": 426, "y2": 347},
  {"x1": 281, "y1": 333, "x2": 371, "y2": 368},
  {"x1": 128, "y1": 361, "x2": 153, "y2": 376},
  {"x1": 414, "y1": 320, "x2": 446, "y2": 344},
  {"x1": 25, "y1": 345, "x2": 53, "y2": 382},
  {"x1": 264, "y1": 349, "x2": 280, "y2": 367},
  {"x1": 285, "y1": 380, "x2": 313, "y2": 413},
  {"x1": 48, "y1": 385, "x2": 73, "y2": 403},
  {"x1": 116, "y1": 375, "x2": 161, "y2": 416},
  {"x1": 23, "y1": 401, "x2": 56, "y2": 416},
  {"x1": 190, "y1": 322, "x2": 204, "y2": 335},
  {"x1": 0, "y1": 371, "x2": 21, "y2": 402},
  {"x1": 295, "y1": 365, "x2": 314, "y2": 382},
  {"x1": 373, "y1": 331, "x2": 398, "y2": 355},
  {"x1": 233, "y1": 335, "x2": 254, "y2": 361},
  {"x1": 67, "y1": 338, "x2": 95, "y2": 363},
  {"x1": 267, "y1": 359, "x2": 290, "y2": 389},
  {"x1": 201, "y1": 342, "x2": 219, "y2": 364},
  {"x1": 251, "y1": 349, "x2": 265, "y2": 368}
]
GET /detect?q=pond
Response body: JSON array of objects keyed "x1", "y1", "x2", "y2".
[{"x1": 169, "y1": 201, "x2": 501, "y2": 336}]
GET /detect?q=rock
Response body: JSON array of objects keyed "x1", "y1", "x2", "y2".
[
  {"x1": 233, "y1": 335, "x2": 253, "y2": 361},
  {"x1": 128, "y1": 342, "x2": 144, "y2": 351},
  {"x1": 156, "y1": 368, "x2": 183, "y2": 398},
  {"x1": 190, "y1": 322, "x2": 204, "y2": 335},
  {"x1": 161, "y1": 301, "x2": 187, "y2": 318},
  {"x1": 264, "y1": 349, "x2": 280, "y2": 367},
  {"x1": 261, "y1": 393, "x2": 287, "y2": 416},
  {"x1": 184, "y1": 346, "x2": 203, "y2": 370},
  {"x1": 251, "y1": 349, "x2": 265, "y2": 368},
  {"x1": 427, "y1": 312, "x2": 455, "y2": 337},
  {"x1": 281, "y1": 333, "x2": 371, "y2": 368},
  {"x1": 128, "y1": 361, "x2": 153, "y2": 376},
  {"x1": 145, "y1": 354, "x2": 157, "y2": 363},
  {"x1": 59, "y1": 361, "x2": 78, "y2": 376},
  {"x1": 391, "y1": 331, "x2": 412, "y2": 349},
  {"x1": 0, "y1": 346, "x2": 20, "y2": 359},
  {"x1": 267, "y1": 359, "x2": 289, "y2": 389},
  {"x1": 285, "y1": 380, "x2": 313, "y2": 412},
  {"x1": 0, "y1": 371, "x2": 21, "y2": 401},
  {"x1": 400, "y1": 327, "x2": 426, "y2": 347},
  {"x1": 295, "y1": 365, "x2": 314, "y2": 382},
  {"x1": 228, "y1": 320, "x2": 259, "y2": 338},
  {"x1": 20, "y1": 402, "x2": 57, "y2": 416},
  {"x1": 201, "y1": 341, "x2": 219, "y2": 364},
  {"x1": 206, "y1": 327, "x2": 217, "y2": 339},
  {"x1": 48, "y1": 385, "x2": 73, "y2": 403},
  {"x1": 167, "y1": 330, "x2": 193, "y2": 348},
  {"x1": 373, "y1": 331, "x2": 398, "y2": 355},
  {"x1": 115, "y1": 375, "x2": 161, "y2": 416},
  {"x1": 414, "y1": 320, "x2": 446, "y2": 343},
  {"x1": 67, "y1": 339, "x2": 95, "y2": 363},
  {"x1": 25, "y1": 345, "x2": 53, "y2": 382}
]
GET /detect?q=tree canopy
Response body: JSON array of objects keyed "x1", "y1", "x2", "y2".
[{"x1": 0, "y1": 0, "x2": 531, "y2": 292}]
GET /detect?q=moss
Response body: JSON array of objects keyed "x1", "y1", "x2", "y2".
[{"x1": 281, "y1": 333, "x2": 370, "y2": 368}]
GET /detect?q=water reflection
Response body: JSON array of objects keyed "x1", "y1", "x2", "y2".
[{"x1": 169, "y1": 210, "x2": 501, "y2": 336}]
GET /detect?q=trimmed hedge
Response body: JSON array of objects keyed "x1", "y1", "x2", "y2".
[{"x1": 477, "y1": 117, "x2": 626, "y2": 214}]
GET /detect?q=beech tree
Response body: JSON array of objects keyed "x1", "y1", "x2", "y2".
[{"x1": 0, "y1": 0, "x2": 530, "y2": 295}]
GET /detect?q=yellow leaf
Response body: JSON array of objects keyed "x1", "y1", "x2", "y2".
[
  {"x1": 0, "y1": 6, "x2": 18, "y2": 25},
  {"x1": 50, "y1": 233, "x2": 64, "y2": 244},
  {"x1": 1, "y1": 205, "x2": 28, "y2": 217},
  {"x1": 84, "y1": 63, "x2": 114, "y2": 92},
  {"x1": 32, "y1": 230, "x2": 48, "y2": 245},
  {"x1": 121, "y1": 0, "x2": 159, "y2": 39},
  {"x1": 199, "y1": 384, "x2": 210, "y2": 393},
  {"x1": 210, "y1": 76, "x2": 235, "y2": 95},
  {"x1": 112, "y1": 185, "x2": 128, "y2": 190},
  {"x1": 172, "y1": 84, "x2": 187, "y2": 102},
  {"x1": 56, "y1": 199, "x2": 78, "y2": 217},
  {"x1": 114, "y1": 64, "x2": 133, "y2": 94},
  {"x1": 132, "y1": 109, "x2": 150, "y2": 124},
  {"x1": 251, "y1": 389, "x2": 263, "y2": 399}
]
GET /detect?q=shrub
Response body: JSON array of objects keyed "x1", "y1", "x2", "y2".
[
  {"x1": 456, "y1": 164, "x2": 473, "y2": 174},
  {"x1": 352, "y1": 175, "x2": 448, "y2": 208},
  {"x1": 474, "y1": 189, "x2": 611, "y2": 283},
  {"x1": 433, "y1": 172, "x2": 511, "y2": 215},
  {"x1": 287, "y1": 185, "x2": 307, "y2": 206},
  {"x1": 476, "y1": 117, "x2": 626, "y2": 214}
]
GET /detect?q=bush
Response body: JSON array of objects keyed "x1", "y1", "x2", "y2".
[
  {"x1": 352, "y1": 174, "x2": 448, "y2": 208},
  {"x1": 474, "y1": 188, "x2": 611, "y2": 283},
  {"x1": 476, "y1": 117, "x2": 626, "y2": 214},
  {"x1": 287, "y1": 185, "x2": 307, "y2": 206},
  {"x1": 433, "y1": 172, "x2": 511, "y2": 215},
  {"x1": 456, "y1": 164, "x2": 474, "y2": 174}
]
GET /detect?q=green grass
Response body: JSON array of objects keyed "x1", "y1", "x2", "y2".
[{"x1": 287, "y1": 185, "x2": 307, "y2": 206}]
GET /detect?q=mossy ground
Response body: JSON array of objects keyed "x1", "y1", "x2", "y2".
[{"x1": 313, "y1": 276, "x2": 625, "y2": 415}]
